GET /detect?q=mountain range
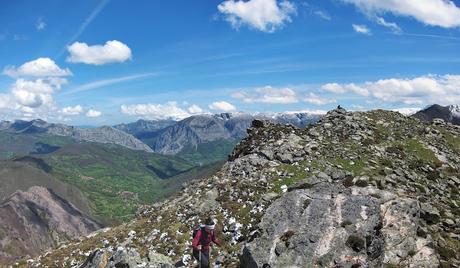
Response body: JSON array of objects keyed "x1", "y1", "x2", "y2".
[
  {"x1": 18, "y1": 107, "x2": 459, "y2": 267},
  {"x1": 0, "y1": 119, "x2": 153, "y2": 152},
  {"x1": 113, "y1": 112, "x2": 322, "y2": 164}
]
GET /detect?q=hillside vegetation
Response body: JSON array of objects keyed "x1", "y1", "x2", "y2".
[{"x1": 0, "y1": 131, "x2": 219, "y2": 224}]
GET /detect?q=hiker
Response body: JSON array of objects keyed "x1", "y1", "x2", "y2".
[{"x1": 192, "y1": 217, "x2": 221, "y2": 268}]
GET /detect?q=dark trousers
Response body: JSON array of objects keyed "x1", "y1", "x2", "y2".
[{"x1": 193, "y1": 249, "x2": 209, "y2": 268}]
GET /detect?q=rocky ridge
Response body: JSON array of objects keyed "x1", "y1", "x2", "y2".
[
  {"x1": 15, "y1": 108, "x2": 460, "y2": 268},
  {"x1": 2, "y1": 120, "x2": 153, "y2": 153}
]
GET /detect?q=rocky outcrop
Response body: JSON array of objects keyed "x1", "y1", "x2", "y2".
[
  {"x1": 4, "y1": 119, "x2": 153, "y2": 153},
  {"x1": 79, "y1": 247, "x2": 174, "y2": 268},
  {"x1": 0, "y1": 186, "x2": 101, "y2": 263},
  {"x1": 241, "y1": 175, "x2": 439, "y2": 267},
  {"x1": 19, "y1": 108, "x2": 460, "y2": 268}
]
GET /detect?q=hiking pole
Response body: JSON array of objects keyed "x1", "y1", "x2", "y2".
[
  {"x1": 199, "y1": 249, "x2": 202, "y2": 268},
  {"x1": 209, "y1": 246, "x2": 212, "y2": 268}
]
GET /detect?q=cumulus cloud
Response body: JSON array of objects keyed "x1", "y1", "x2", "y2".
[
  {"x1": 0, "y1": 94, "x2": 13, "y2": 109},
  {"x1": 304, "y1": 93, "x2": 336, "y2": 105},
  {"x1": 352, "y1": 24, "x2": 371, "y2": 35},
  {"x1": 0, "y1": 58, "x2": 71, "y2": 120},
  {"x1": 121, "y1": 102, "x2": 193, "y2": 120},
  {"x1": 218, "y1": 0, "x2": 296, "y2": 32},
  {"x1": 3, "y1": 57, "x2": 72, "y2": 78},
  {"x1": 10, "y1": 78, "x2": 66, "y2": 108},
  {"x1": 61, "y1": 105, "x2": 84, "y2": 116},
  {"x1": 321, "y1": 74, "x2": 460, "y2": 105},
  {"x1": 232, "y1": 86, "x2": 299, "y2": 104},
  {"x1": 342, "y1": 0, "x2": 460, "y2": 28},
  {"x1": 208, "y1": 101, "x2": 237, "y2": 112},
  {"x1": 86, "y1": 109, "x2": 102, "y2": 118},
  {"x1": 322, "y1": 83, "x2": 369, "y2": 96},
  {"x1": 67, "y1": 40, "x2": 132, "y2": 65}
]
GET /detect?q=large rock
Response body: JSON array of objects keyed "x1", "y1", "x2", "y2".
[
  {"x1": 79, "y1": 248, "x2": 174, "y2": 268},
  {"x1": 241, "y1": 179, "x2": 440, "y2": 267}
]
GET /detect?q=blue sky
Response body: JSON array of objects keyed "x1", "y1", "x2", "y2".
[{"x1": 0, "y1": 0, "x2": 459, "y2": 125}]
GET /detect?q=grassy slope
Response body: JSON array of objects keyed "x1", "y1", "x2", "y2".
[
  {"x1": 40, "y1": 143, "x2": 197, "y2": 224},
  {"x1": 0, "y1": 132, "x2": 73, "y2": 159},
  {"x1": 176, "y1": 139, "x2": 238, "y2": 165}
]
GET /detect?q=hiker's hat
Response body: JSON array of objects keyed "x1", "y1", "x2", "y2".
[{"x1": 204, "y1": 217, "x2": 215, "y2": 229}]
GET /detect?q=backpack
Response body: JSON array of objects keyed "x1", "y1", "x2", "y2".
[{"x1": 192, "y1": 226, "x2": 213, "y2": 246}]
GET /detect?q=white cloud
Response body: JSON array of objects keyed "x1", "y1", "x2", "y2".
[
  {"x1": 321, "y1": 83, "x2": 346, "y2": 94},
  {"x1": 209, "y1": 101, "x2": 237, "y2": 112},
  {"x1": 61, "y1": 105, "x2": 84, "y2": 116},
  {"x1": 0, "y1": 57, "x2": 72, "y2": 120},
  {"x1": 304, "y1": 93, "x2": 336, "y2": 105},
  {"x1": 352, "y1": 24, "x2": 371, "y2": 35},
  {"x1": 391, "y1": 107, "x2": 421, "y2": 115},
  {"x1": 13, "y1": 34, "x2": 27, "y2": 41},
  {"x1": 314, "y1": 10, "x2": 331, "y2": 21},
  {"x1": 187, "y1": 104, "x2": 204, "y2": 114},
  {"x1": 121, "y1": 102, "x2": 192, "y2": 120},
  {"x1": 10, "y1": 78, "x2": 66, "y2": 108},
  {"x1": 86, "y1": 109, "x2": 102, "y2": 118},
  {"x1": 67, "y1": 40, "x2": 132, "y2": 65},
  {"x1": 218, "y1": 0, "x2": 296, "y2": 32},
  {"x1": 0, "y1": 94, "x2": 13, "y2": 109},
  {"x1": 64, "y1": 73, "x2": 157, "y2": 95},
  {"x1": 321, "y1": 74, "x2": 460, "y2": 105},
  {"x1": 321, "y1": 83, "x2": 369, "y2": 96},
  {"x1": 232, "y1": 86, "x2": 299, "y2": 104},
  {"x1": 376, "y1": 17, "x2": 401, "y2": 33},
  {"x1": 3, "y1": 57, "x2": 72, "y2": 78},
  {"x1": 342, "y1": 0, "x2": 460, "y2": 28},
  {"x1": 281, "y1": 109, "x2": 328, "y2": 115},
  {"x1": 36, "y1": 17, "x2": 46, "y2": 31}
]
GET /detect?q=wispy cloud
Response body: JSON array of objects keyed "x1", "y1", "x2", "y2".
[
  {"x1": 403, "y1": 33, "x2": 460, "y2": 41},
  {"x1": 352, "y1": 24, "x2": 371, "y2": 35},
  {"x1": 63, "y1": 72, "x2": 158, "y2": 95},
  {"x1": 376, "y1": 17, "x2": 401, "y2": 34},
  {"x1": 36, "y1": 17, "x2": 46, "y2": 31},
  {"x1": 57, "y1": 0, "x2": 110, "y2": 58},
  {"x1": 314, "y1": 10, "x2": 331, "y2": 21}
]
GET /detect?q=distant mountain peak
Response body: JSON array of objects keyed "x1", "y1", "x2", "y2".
[{"x1": 413, "y1": 103, "x2": 460, "y2": 125}]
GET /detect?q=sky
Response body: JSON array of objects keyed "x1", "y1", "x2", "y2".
[{"x1": 0, "y1": 0, "x2": 459, "y2": 125}]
